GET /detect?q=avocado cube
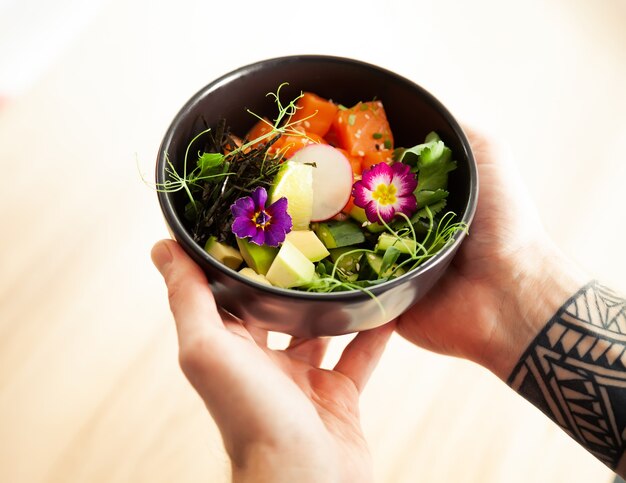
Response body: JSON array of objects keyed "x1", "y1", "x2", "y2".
[
  {"x1": 204, "y1": 237, "x2": 243, "y2": 270},
  {"x1": 236, "y1": 238, "x2": 279, "y2": 275},
  {"x1": 238, "y1": 267, "x2": 272, "y2": 286},
  {"x1": 285, "y1": 230, "x2": 330, "y2": 262},
  {"x1": 266, "y1": 240, "x2": 315, "y2": 288}
]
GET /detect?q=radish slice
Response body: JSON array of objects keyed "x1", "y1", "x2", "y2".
[{"x1": 289, "y1": 144, "x2": 353, "y2": 222}]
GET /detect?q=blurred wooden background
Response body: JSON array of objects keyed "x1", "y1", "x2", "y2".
[{"x1": 1, "y1": 0, "x2": 625, "y2": 482}]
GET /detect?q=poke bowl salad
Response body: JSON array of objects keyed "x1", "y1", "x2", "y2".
[{"x1": 157, "y1": 84, "x2": 468, "y2": 296}]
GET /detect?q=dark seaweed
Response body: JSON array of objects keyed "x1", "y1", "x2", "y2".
[{"x1": 185, "y1": 120, "x2": 283, "y2": 247}]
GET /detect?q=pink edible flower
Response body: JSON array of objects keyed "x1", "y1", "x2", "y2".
[{"x1": 352, "y1": 162, "x2": 417, "y2": 224}]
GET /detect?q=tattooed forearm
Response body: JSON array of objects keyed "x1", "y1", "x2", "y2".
[{"x1": 508, "y1": 281, "x2": 626, "y2": 475}]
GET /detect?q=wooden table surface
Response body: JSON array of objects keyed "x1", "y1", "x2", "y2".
[{"x1": 1, "y1": 0, "x2": 625, "y2": 481}]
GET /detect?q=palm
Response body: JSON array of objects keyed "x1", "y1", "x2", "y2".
[
  {"x1": 269, "y1": 339, "x2": 371, "y2": 470},
  {"x1": 195, "y1": 316, "x2": 377, "y2": 471},
  {"x1": 396, "y1": 129, "x2": 546, "y2": 365}
]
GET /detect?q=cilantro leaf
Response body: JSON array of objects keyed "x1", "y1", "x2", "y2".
[
  {"x1": 397, "y1": 132, "x2": 459, "y2": 228},
  {"x1": 416, "y1": 144, "x2": 456, "y2": 191},
  {"x1": 399, "y1": 131, "x2": 456, "y2": 218},
  {"x1": 415, "y1": 200, "x2": 447, "y2": 220},
  {"x1": 424, "y1": 131, "x2": 440, "y2": 143},
  {"x1": 398, "y1": 141, "x2": 433, "y2": 168},
  {"x1": 398, "y1": 132, "x2": 442, "y2": 167},
  {"x1": 415, "y1": 188, "x2": 449, "y2": 206}
]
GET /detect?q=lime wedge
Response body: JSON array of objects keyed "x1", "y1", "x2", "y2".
[{"x1": 270, "y1": 161, "x2": 314, "y2": 230}]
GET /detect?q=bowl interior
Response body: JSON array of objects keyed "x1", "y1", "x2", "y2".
[{"x1": 158, "y1": 55, "x2": 474, "y2": 290}]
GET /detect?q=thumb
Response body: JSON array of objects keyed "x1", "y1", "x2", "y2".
[{"x1": 151, "y1": 239, "x2": 224, "y2": 345}]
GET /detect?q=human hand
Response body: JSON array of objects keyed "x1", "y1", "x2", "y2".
[
  {"x1": 396, "y1": 128, "x2": 587, "y2": 379},
  {"x1": 151, "y1": 239, "x2": 393, "y2": 483}
]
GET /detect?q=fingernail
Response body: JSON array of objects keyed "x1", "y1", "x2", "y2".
[{"x1": 151, "y1": 241, "x2": 173, "y2": 275}]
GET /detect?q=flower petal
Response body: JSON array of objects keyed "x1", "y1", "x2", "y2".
[
  {"x1": 360, "y1": 162, "x2": 393, "y2": 190},
  {"x1": 263, "y1": 224, "x2": 287, "y2": 247},
  {"x1": 270, "y1": 210, "x2": 293, "y2": 235},
  {"x1": 372, "y1": 202, "x2": 397, "y2": 224},
  {"x1": 352, "y1": 180, "x2": 373, "y2": 209},
  {"x1": 232, "y1": 217, "x2": 258, "y2": 239},
  {"x1": 394, "y1": 194, "x2": 417, "y2": 217},
  {"x1": 391, "y1": 161, "x2": 411, "y2": 177},
  {"x1": 231, "y1": 196, "x2": 255, "y2": 218},
  {"x1": 391, "y1": 163, "x2": 418, "y2": 195},
  {"x1": 266, "y1": 196, "x2": 288, "y2": 217},
  {"x1": 362, "y1": 200, "x2": 381, "y2": 224},
  {"x1": 249, "y1": 228, "x2": 266, "y2": 246},
  {"x1": 266, "y1": 196, "x2": 292, "y2": 236},
  {"x1": 250, "y1": 186, "x2": 268, "y2": 210}
]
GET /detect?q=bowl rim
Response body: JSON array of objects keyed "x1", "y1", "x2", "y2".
[{"x1": 156, "y1": 54, "x2": 478, "y2": 301}]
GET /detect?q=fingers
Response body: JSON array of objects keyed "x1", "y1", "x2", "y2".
[
  {"x1": 243, "y1": 322, "x2": 269, "y2": 347},
  {"x1": 218, "y1": 307, "x2": 254, "y2": 341},
  {"x1": 151, "y1": 239, "x2": 223, "y2": 346},
  {"x1": 219, "y1": 308, "x2": 269, "y2": 347},
  {"x1": 285, "y1": 337, "x2": 330, "y2": 367},
  {"x1": 461, "y1": 123, "x2": 515, "y2": 170},
  {"x1": 334, "y1": 321, "x2": 395, "y2": 393}
]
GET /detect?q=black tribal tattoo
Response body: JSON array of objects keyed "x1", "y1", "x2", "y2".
[{"x1": 508, "y1": 281, "x2": 626, "y2": 474}]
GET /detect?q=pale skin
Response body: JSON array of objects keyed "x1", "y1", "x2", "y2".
[
  {"x1": 152, "y1": 129, "x2": 624, "y2": 481},
  {"x1": 395, "y1": 128, "x2": 588, "y2": 380},
  {"x1": 152, "y1": 238, "x2": 393, "y2": 483}
]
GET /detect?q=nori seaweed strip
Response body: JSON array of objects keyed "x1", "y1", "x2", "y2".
[{"x1": 186, "y1": 119, "x2": 284, "y2": 246}]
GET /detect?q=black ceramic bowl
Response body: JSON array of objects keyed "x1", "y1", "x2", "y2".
[{"x1": 156, "y1": 55, "x2": 478, "y2": 337}]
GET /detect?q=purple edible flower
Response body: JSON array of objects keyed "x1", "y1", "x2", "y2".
[
  {"x1": 230, "y1": 187, "x2": 292, "y2": 246},
  {"x1": 352, "y1": 162, "x2": 417, "y2": 224}
]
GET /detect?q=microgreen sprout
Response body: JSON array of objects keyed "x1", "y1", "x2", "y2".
[{"x1": 148, "y1": 83, "x2": 320, "y2": 209}]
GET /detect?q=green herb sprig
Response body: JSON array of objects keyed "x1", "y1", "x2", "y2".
[{"x1": 145, "y1": 84, "x2": 321, "y2": 246}]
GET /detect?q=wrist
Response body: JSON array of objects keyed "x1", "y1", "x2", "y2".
[
  {"x1": 480, "y1": 240, "x2": 589, "y2": 380},
  {"x1": 231, "y1": 439, "x2": 341, "y2": 483}
]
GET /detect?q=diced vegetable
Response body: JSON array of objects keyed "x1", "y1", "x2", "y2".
[
  {"x1": 329, "y1": 247, "x2": 363, "y2": 273},
  {"x1": 359, "y1": 252, "x2": 405, "y2": 280},
  {"x1": 239, "y1": 267, "x2": 272, "y2": 286},
  {"x1": 375, "y1": 232, "x2": 417, "y2": 255},
  {"x1": 313, "y1": 220, "x2": 365, "y2": 248},
  {"x1": 236, "y1": 238, "x2": 279, "y2": 275},
  {"x1": 347, "y1": 205, "x2": 386, "y2": 233},
  {"x1": 204, "y1": 237, "x2": 243, "y2": 270},
  {"x1": 289, "y1": 144, "x2": 353, "y2": 222},
  {"x1": 348, "y1": 204, "x2": 367, "y2": 224},
  {"x1": 288, "y1": 92, "x2": 339, "y2": 137},
  {"x1": 331, "y1": 101, "x2": 394, "y2": 156},
  {"x1": 285, "y1": 230, "x2": 330, "y2": 262},
  {"x1": 266, "y1": 240, "x2": 315, "y2": 288}
]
